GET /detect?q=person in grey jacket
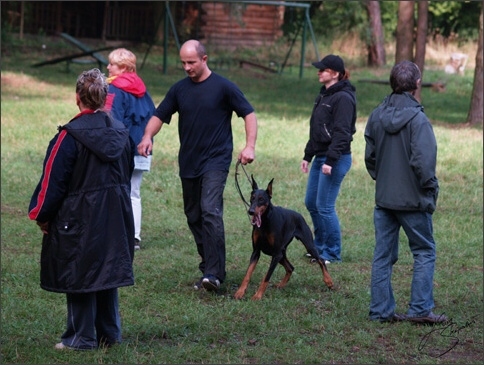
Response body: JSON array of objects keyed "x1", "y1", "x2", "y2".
[{"x1": 364, "y1": 60, "x2": 447, "y2": 324}]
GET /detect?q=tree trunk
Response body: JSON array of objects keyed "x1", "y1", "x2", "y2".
[
  {"x1": 414, "y1": 1, "x2": 428, "y2": 102},
  {"x1": 466, "y1": 4, "x2": 483, "y2": 125},
  {"x1": 395, "y1": 1, "x2": 415, "y2": 63},
  {"x1": 366, "y1": 1, "x2": 386, "y2": 67}
]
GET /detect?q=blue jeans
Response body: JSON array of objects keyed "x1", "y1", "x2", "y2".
[
  {"x1": 181, "y1": 170, "x2": 228, "y2": 283},
  {"x1": 369, "y1": 206, "x2": 436, "y2": 321},
  {"x1": 305, "y1": 154, "x2": 352, "y2": 262}
]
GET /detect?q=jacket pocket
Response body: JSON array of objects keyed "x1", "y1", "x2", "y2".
[
  {"x1": 319, "y1": 123, "x2": 332, "y2": 144},
  {"x1": 54, "y1": 218, "x2": 84, "y2": 261}
]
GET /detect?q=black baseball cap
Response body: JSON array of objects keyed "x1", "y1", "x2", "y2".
[{"x1": 312, "y1": 55, "x2": 345, "y2": 74}]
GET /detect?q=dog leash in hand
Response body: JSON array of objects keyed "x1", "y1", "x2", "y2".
[{"x1": 235, "y1": 159, "x2": 251, "y2": 209}]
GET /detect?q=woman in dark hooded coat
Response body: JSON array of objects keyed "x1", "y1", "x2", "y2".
[{"x1": 28, "y1": 68, "x2": 135, "y2": 350}]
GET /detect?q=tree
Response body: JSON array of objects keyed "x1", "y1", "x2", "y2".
[
  {"x1": 395, "y1": 1, "x2": 415, "y2": 63},
  {"x1": 466, "y1": 4, "x2": 483, "y2": 126},
  {"x1": 366, "y1": 0, "x2": 386, "y2": 67},
  {"x1": 414, "y1": 1, "x2": 428, "y2": 102}
]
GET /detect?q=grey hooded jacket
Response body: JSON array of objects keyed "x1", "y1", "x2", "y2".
[{"x1": 364, "y1": 92, "x2": 439, "y2": 213}]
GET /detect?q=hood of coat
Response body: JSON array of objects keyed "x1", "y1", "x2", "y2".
[
  {"x1": 108, "y1": 72, "x2": 147, "y2": 98},
  {"x1": 376, "y1": 92, "x2": 424, "y2": 134},
  {"x1": 63, "y1": 112, "x2": 130, "y2": 162},
  {"x1": 319, "y1": 79, "x2": 356, "y2": 102}
]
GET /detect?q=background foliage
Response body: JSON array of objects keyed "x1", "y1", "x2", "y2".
[{"x1": 283, "y1": 1, "x2": 481, "y2": 45}]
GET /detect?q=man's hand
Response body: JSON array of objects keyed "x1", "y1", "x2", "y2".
[
  {"x1": 137, "y1": 115, "x2": 163, "y2": 157},
  {"x1": 137, "y1": 136, "x2": 153, "y2": 157},
  {"x1": 237, "y1": 146, "x2": 255, "y2": 165}
]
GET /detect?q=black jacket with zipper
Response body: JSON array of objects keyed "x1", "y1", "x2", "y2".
[{"x1": 303, "y1": 79, "x2": 357, "y2": 167}]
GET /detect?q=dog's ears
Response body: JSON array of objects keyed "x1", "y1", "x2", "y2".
[
  {"x1": 251, "y1": 174, "x2": 258, "y2": 190},
  {"x1": 266, "y1": 178, "x2": 274, "y2": 198},
  {"x1": 251, "y1": 175, "x2": 273, "y2": 197}
]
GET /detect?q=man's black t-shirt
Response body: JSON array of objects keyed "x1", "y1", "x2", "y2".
[{"x1": 154, "y1": 72, "x2": 254, "y2": 178}]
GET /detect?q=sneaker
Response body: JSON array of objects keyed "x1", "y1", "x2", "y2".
[
  {"x1": 54, "y1": 342, "x2": 74, "y2": 350},
  {"x1": 407, "y1": 312, "x2": 448, "y2": 324},
  {"x1": 193, "y1": 277, "x2": 203, "y2": 290},
  {"x1": 310, "y1": 258, "x2": 332, "y2": 265},
  {"x1": 134, "y1": 239, "x2": 140, "y2": 250},
  {"x1": 201, "y1": 276, "x2": 220, "y2": 292}
]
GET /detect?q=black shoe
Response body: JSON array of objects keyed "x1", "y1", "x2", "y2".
[
  {"x1": 380, "y1": 313, "x2": 407, "y2": 323},
  {"x1": 407, "y1": 312, "x2": 448, "y2": 324},
  {"x1": 201, "y1": 276, "x2": 220, "y2": 292},
  {"x1": 134, "y1": 239, "x2": 141, "y2": 250}
]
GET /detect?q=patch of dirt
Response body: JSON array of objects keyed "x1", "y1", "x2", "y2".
[{"x1": 1, "y1": 72, "x2": 50, "y2": 94}]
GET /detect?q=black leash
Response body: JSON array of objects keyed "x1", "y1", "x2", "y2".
[{"x1": 235, "y1": 160, "x2": 253, "y2": 222}]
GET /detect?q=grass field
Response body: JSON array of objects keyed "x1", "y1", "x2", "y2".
[{"x1": 1, "y1": 35, "x2": 483, "y2": 364}]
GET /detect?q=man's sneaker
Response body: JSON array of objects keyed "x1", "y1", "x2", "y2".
[
  {"x1": 201, "y1": 276, "x2": 220, "y2": 292},
  {"x1": 134, "y1": 239, "x2": 141, "y2": 250},
  {"x1": 193, "y1": 278, "x2": 203, "y2": 290},
  {"x1": 407, "y1": 312, "x2": 448, "y2": 324}
]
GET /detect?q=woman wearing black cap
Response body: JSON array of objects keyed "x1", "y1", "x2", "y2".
[{"x1": 301, "y1": 54, "x2": 357, "y2": 264}]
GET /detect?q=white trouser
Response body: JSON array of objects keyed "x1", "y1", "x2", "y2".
[{"x1": 131, "y1": 169, "x2": 143, "y2": 241}]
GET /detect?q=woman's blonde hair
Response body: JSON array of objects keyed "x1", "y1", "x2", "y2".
[
  {"x1": 108, "y1": 48, "x2": 137, "y2": 73},
  {"x1": 76, "y1": 68, "x2": 108, "y2": 110}
]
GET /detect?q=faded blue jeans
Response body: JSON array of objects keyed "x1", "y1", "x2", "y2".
[
  {"x1": 305, "y1": 154, "x2": 352, "y2": 262},
  {"x1": 369, "y1": 206, "x2": 436, "y2": 321}
]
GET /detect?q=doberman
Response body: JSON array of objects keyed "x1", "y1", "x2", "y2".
[{"x1": 234, "y1": 176, "x2": 333, "y2": 300}]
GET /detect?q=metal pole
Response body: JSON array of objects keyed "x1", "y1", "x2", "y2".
[
  {"x1": 163, "y1": 1, "x2": 169, "y2": 74},
  {"x1": 306, "y1": 7, "x2": 319, "y2": 61},
  {"x1": 300, "y1": 10, "x2": 307, "y2": 79}
]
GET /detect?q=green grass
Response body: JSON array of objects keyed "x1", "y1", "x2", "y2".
[{"x1": 1, "y1": 36, "x2": 483, "y2": 364}]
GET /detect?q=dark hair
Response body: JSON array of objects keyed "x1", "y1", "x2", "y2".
[
  {"x1": 390, "y1": 61, "x2": 421, "y2": 93},
  {"x1": 75, "y1": 68, "x2": 108, "y2": 110}
]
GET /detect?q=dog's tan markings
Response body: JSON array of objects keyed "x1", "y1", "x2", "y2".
[
  {"x1": 267, "y1": 232, "x2": 275, "y2": 247},
  {"x1": 252, "y1": 277, "x2": 270, "y2": 300},
  {"x1": 275, "y1": 258, "x2": 293, "y2": 288},
  {"x1": 234, "y1": 260, "x2": 259, "y2": 299},
  {"x1": 253, "y1": 230, "x2": 260, "y2": 243},
  {"x1": 316, "y1": 259, "x2": 333, "y2": 288}
]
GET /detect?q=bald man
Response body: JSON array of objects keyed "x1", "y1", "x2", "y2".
[{"x1": 138, "y1": 39, "x2": 258, "y2": 292}]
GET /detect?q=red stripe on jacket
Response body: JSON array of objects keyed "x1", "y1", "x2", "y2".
[{"x1": 28, "y1": 130, "x2": 68, "y2": 221}]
